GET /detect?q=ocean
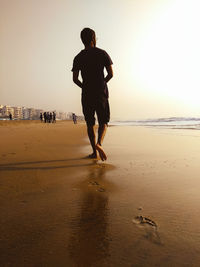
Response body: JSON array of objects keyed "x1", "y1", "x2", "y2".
[
  {"x1": 1, "y1": 117, "x2": 200, "y2": 130},
  {"x1": 110, "y1": 117, "x2": 200, "y2": 130}
]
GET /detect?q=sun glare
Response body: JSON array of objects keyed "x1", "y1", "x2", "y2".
[{"x1": 134, "y1": 0, "x2": 200, "y2": 108}]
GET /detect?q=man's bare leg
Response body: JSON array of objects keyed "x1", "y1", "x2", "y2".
[
  {"x1": 96, "y1": 124, "x2": 107, "y2": 161},
  {"x1": 87, "y1": 124, "x2": 97, "y2": 158},
  {"x1": 97, "y1": 124, "x2": 107, "y2": 145}
]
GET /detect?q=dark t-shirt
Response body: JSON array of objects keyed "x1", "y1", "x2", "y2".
[{"x1": 72, "y1": 47, "x2": 113, "y2": 98}]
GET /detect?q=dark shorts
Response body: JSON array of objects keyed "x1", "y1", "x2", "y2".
[{"x1": 81, "y1": 95, "x2": 110, "y2": 125}]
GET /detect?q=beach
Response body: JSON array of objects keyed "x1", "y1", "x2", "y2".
[{"x1": 1, "y1": 120, "x2": 200, "y2": 266}]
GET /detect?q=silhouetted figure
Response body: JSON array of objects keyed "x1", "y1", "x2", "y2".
[
  {"x1": 72, "y1": 28, "x2": 113, "y2": 160},
  {"x1": 40, "y1": 113, "x2": 43, "y2": 122},
  {"x1": 44, "y1": 112, "x2": 47, "y2": 123},
  {"x1": 72, "y1": 113, "x2": 77, "y2": 124},
  {"x1": 46, "y1": 112, "x2": 49, "y2": 123},
  {"x1": 49, "y1": 112, "x2": 53, "y2": 123},
  {"x1": 9, "y1": 113, "x2": 12, "y2": 120},
  {"x1": 53, "y1": 112, "x2": 56, "y2": 123}
]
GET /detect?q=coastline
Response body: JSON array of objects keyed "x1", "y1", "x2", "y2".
[{"x1": 1, "y1": 121, "x2": 200, "y2": 266}]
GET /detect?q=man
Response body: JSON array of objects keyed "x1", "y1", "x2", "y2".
[
  {"x1": 72, "y1": 28, "x2": 113, "y2": 161},
  {"x1": 53, "y1": 112, "x2": 56, "y2": 123},
  {"x1": 72, "y1": 113, "x2": 77, "y2": 124},
  {"x1": 40, "y1": 113, "x2": 43, "y2": 122}
]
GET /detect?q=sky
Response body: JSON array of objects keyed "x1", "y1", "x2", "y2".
[{"x1": 1, "y1": 0, "x2": 200, "y2": 120}]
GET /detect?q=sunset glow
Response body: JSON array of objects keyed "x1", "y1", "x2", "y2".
[
  {"x1": 1, "y1": 0, "x2": 200, "y2": 119},
  {"x1": 134, "y1": 0, "x2": 200, "y2": 107}
]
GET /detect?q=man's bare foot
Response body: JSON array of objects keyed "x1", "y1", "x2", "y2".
[
  {"x1": 88, "y1": 152, "x2": 97, "y2": 159},
  {"x1": 96, "y1": 144, "x2": 107, "y2": 161}
]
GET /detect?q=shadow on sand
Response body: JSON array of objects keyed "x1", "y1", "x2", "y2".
[{"x1": 0, "y1": 157, "x2": 99, "y2": 171}]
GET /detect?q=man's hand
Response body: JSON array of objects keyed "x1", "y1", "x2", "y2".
[
  {"x1": 104, "y1": 65, "x2": 113, "y2": 83},
  {"x1": 73, "y1": 70, "x2": 83, "y2": 88}
]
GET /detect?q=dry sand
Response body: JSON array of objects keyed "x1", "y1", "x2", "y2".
[{"x1": 1, "y1": 121, "x2": 200, "y2": 266}]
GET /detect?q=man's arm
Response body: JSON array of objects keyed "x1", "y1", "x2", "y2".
[
  {"x1": 73, "y1": 70, "x2": 83, "y2": 88},
  {"x1": 104, "y1": 65, "x2": 113, "y2": 83}
]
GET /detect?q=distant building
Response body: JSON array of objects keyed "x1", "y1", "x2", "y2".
[
  {"x1": 12, "y1": 106, "x2": 22, "y2": 119},
  {"x1": 0, "y1": 104, "x2": 67, "y2": 120},
  {"x1": 27, "y1": 108, "x2": 35, "y2": 120},
  {"x1": 0, "y1": 105, "x2": 3, "y2": 116},
  {"x1": 2, "y1": 105, "x2": 14, "y2": 117},
  {"x1": 22, "y1": 107, "x2": 29, "y2": 120}
]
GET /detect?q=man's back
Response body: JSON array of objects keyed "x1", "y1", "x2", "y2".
[{"x1": 72, "y1": 47, "x2": 112, "y2": 97}]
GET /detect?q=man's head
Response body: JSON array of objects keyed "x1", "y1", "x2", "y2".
[{"x1": 80, "y1": 28, "x2": 96, "y2": 47}]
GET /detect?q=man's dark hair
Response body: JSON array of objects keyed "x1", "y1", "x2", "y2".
[{"x1": 80, "y1": 28, "x2": 96, "y2": 46}]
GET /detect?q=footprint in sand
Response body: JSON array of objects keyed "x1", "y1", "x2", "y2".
[
  {"x1": 88, "y1": 181, "x2": 106, "y2": 192},
  {"x1": 135, "y1": 215, "x2": 157, "y2": 228},
  {"x1": 89, "y1": 181, "x2": 100, "y2": 186},
  {"x1": 97, "y1": 187, "x2": 105, "y2": 192},
  {"x1": 133, "y1": 215, "x2": 162, "y2": 245}
]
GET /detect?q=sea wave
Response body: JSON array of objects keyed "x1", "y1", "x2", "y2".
[{"x1": 110, "y1": 117, "x2": 200, "y2": 130}]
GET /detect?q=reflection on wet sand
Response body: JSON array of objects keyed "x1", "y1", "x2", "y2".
[{"x1": 68, "y1": 164, "x2": 111, "y2": 267}]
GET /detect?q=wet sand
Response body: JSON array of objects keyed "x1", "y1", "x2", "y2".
[{"x1": 1, "y1": 121, "x2": 200, "y2": 266}]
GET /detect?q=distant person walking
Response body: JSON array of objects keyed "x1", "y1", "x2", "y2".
[
  {"x1": 53, "y1": 112, "x2": 56, "y2": 123},
  {"x1": 72, "y1": 28, "x2": 113, "y2": 160},
  {"x1": 72, "y1": 113, "x2": 77, "y2": 124},
  {"x1": 40, "y1": 113, "x2": 43, "y2": 122},
  {"x1": 49, "y1": 112, "x2": 53, "y2": 123},
  {"x1": 9, "y1": 113, "x2": 12, "y2": 120}
]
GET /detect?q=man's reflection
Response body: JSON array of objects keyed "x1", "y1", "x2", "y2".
[{"x1": 68, "y1": 164, "x2": 110, "y2": 267}]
